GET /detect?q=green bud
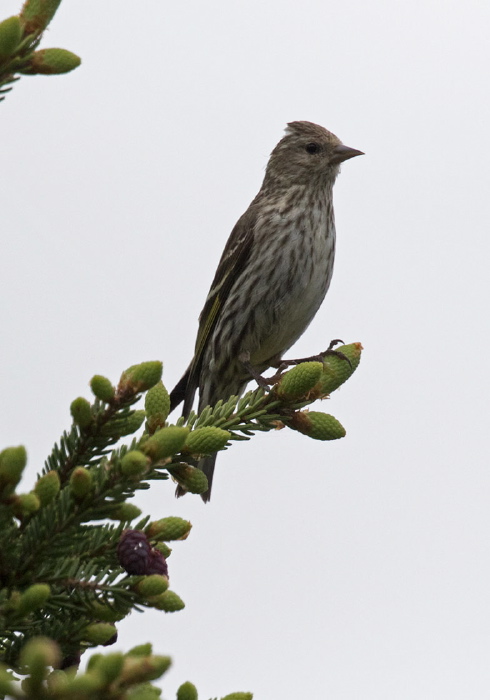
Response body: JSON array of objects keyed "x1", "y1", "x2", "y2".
[
  {"x1": 0, "y1": 663, "x2": 15, "y2": 696},
  {"x1": 8, "y1": 591, "x2": 21, "y2": 610},
  {"x1": 86, "y1": 653, "x2": 103, "y2": 671},
  {"x1": 184, "y1": 426, "x2": 230, "y2": 455},
  {"x1": 143, "y1": 426, "x2": 189, "y2": 461},
  {"x1": 150, "y1": 590, "x2": 184, "y2": 613},
  {"x1": 20, "y1": 637, "x2": 61, "y2": 679},
  {"x1": 17, "y1": 584, "x2": 50, "y2": 615},
  {"x1": 276, "y1": 361, "x2": 323, "y2": 400},
  {"x1": 70, "y1": 466, "x2": 92, "y2": 498},
  {"x1": 21, "y1": 48, "x2": 81, "y2": 75},
  {"x1": 127, "y1": 643, "x2": 152, "y2": 657},
  {"x1": 221, "y1": 694, "x2": 253, "y2": 700},
  {"x1": 70, "y1": 397, "x2": 93, "y2": 428},
  {"x1": 121, "y1": 450, "x2": 149, "y2": 477},
  {"x1": 89, "y1": 652, "x2": 124, "y2": 684},
  {"x1": 20, "y1": 0, "x2": 63, "y2": 34},
  {"x1": 14, "y1": 492, "x2": 40, "y2": 516},
  {"x1": 46, "y1": 669, "x2": 70, "y2": 692},
  {"x1": 119, "y1": 361, "x2": 163, "y2": 394},
  {"x1": 34, "y1": 471, "x2": 60, "y2": 506},
  {"x1": 82, "y1": 623, "x2": 117, "y2": 646},
  {"x1": 128, "y1": 684, "x2": 162, "y2": 700},
  {"x1": 101, "y1": 410, "x2": 145, "y2": 437},
  {"x1": 313, "y1": 342, "x2": 363, "y2": 397},
  {"x1": 90, "y1": 375, "x2": 115, "y2": 403},
  {"x1": 177, "y1": 681, "x2": 198, "y2": 700},
  {"x1": 147, "y1": 516, "x2": 192, "y2": 541},
  {"x1": 109, "y1": 502, "x2": 142, "y2": 522},
  {"x1": 289, "y1": 410, "x2": 346, "y2": 441},
  {"x1": 121, "y1": 654, "x2": 171, "y2": 684},
  {"x1": 0, "y1": 16, "x2": 22, "y2": 61},
  {"x1": 136, "y1": 574, "x2": 169, "y2": 598},
  {"x1": 0, "y1": 445, "x2": 27, "y2": 485},
  {"x1": 167, "y1": 463, "x2": 208, "y2": 494},
  {"x1": 64, "y1": 671, "x2": 104, "y2": 693},
  {"x1": 0, "y1": 681, "x2": 14, "y2": 696},
  {"x1": 89, "y1": 602, "x2": 126, "y2": 623},
  {"x1": 145, "y1": 381, "x2": 170, "y2": 432},
  {"x1": 140, "y1": 655, "x2": 172, "y2": 680},
  {"x1": 154, "y1": 542, "x2": 172, "y2": 558}
]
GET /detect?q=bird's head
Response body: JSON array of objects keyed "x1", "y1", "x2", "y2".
[{"x1": 264, "y1": 121, "x2": 363, "y2": 188}]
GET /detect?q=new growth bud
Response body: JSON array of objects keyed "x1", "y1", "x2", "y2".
[
  {"x1": 70, "y1": 397, "x2": 92, "y2": 429},
  {"x1": 143, "y1": 426, "x2": 189, "y2": 461},
  {"x1": 82, "y1": 623, "x2": 117, "y2": 646},
  {"x1": 90, "y1": 375, "x2": 115, "y2": 403},
  {"x1": 13, "y1": 492, "x2": 40, "y2": 517},
  {"x1": 184, "y1": 426, "x2": 230, "y2": 455},
  {"x1": 0, "y1": 16, "x2": 22, "y2": 61},
  {"x1": 119, "y1": 362, "x2": 163, "y2": 394},
  {"x1": 314, "y1": 342, "x2": 363, "y2": 397},
  {"x1": 88, "y1": 652, "x2": 124, "y2": 685},
  {"x1": 136, "y1": 574, "x2": 169, "y2": 599},
  {"x1": 167, "y1": 463, "x2": 208, "y2": 494},
  {"x1": 149, "y1": 590, "x2": 184, "y2": 612},
  {"x1": 21, "y1": 48, "x2": 81, "y2": 75},
  {"x1": 20, "y1": 636, "x2": 61, "y2": 679},
  {"x1": 145, "y1": 381, "x2": 171, "y2": 433},
  {"x1": 20, "y1": 0, "x2": 64, "y2": 34},
  {"x1": 34, "y1": 471, "x2": 60, "y2": 506},
  {"x1": 147, "y1": 517, "x2": 192, "y2": 541},
  {"x1": 17, "y1": 584, "x2": 51, "y2": 616},
  {"x1": 289, "y1": 410, "x2": 346, "y2": 440},
  {"x1": 109, "y1": 503, "x2": 142, "y2": 522},
  {"x1": 120, "y1": 450, "x2": 149, "y2": 477},
  {"x1": 177, "y1": 681, "x2": 198, "y2": 700},
  {"x1": 101, "y1": 410, "x2": 145, "y2": 437},
  {"x1": 0, "y1": 445, "x2": 27, "y2": 486},
  {"x1": 120, "y1": 653, "x2": 171, "y2": 683},
  {"x1": 276, "y1": 361, "x2": 324, "y2": 400},
  {"x1": 70, "y1": 466, "x2": 92, "y2": 498}
]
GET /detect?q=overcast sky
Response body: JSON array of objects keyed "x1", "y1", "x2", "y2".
[{"x1": 2, "y1": 1, "x2": 490, "y2": 698}]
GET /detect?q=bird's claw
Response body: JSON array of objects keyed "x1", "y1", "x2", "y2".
[{"x1": 320, "y1": 339, "x2": 352, "y2": 368}]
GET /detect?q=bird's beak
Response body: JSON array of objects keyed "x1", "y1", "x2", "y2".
[{"x1": 331, "y1": 144, "x2": 364, "y2": 165}]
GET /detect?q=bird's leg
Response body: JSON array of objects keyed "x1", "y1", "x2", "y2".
[
  {"x1": 272, "y1": 339, "x2": 352, "y2": 372},
  {"x1": 238, "y1": 351, "x2": 270, "y2": 389}
]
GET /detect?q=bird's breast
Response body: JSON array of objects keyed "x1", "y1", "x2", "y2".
[{"x1": 247, "y1": 202, "x2": 336, "y2": 365}]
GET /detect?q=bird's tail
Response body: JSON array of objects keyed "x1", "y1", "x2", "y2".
[
  {"x1": 173, "y1": 376, "x2": 247, "y2": 502},
  {"x1": 175, "y1": 454, "x2": 217, "y2": 503},
  {"x1": 169, "y1": 367, "x2": 191, "y2": 413}
]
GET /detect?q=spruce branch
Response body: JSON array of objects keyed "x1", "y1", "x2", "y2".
[
  {"x1": 0, "y1": 344, "x2": 361, "y2": 698},
  {"x1": 0, "y1": 1, "x2": 80, "y2": 102}
]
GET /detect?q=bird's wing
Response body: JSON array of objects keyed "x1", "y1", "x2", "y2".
[{"x1": 182, "y1": 207, "x2": 257, "y2": 416}]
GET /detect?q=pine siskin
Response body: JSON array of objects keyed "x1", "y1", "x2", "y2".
[{"x1": 170, "y1": 121, "x2": 363, "y2": 501}]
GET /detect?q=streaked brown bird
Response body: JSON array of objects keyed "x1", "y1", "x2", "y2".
[{"x1": 170, "y1": 121, "x2": 363, "y2": 501}]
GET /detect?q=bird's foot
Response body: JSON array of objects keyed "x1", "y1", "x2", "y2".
[
  {"x1": 271, "y1": 339, "x2": 352, "y2": 376},
  {"x1": 319, "y1": 338, "x2": 352, "y2": 368},
  {"x1": 240, "y1": 340, "x2": 351, "y2": 390}
]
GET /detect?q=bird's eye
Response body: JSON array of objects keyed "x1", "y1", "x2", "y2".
[{"x1": 305, "y1": 142, "x2": 320, "y2": 154}]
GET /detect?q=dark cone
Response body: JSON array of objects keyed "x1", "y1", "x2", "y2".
[{"x1": 117, "y1": 529, "x2": 151, "y2": 574}]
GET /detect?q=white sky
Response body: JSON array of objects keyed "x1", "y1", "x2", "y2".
[{"x1": 1, "y1": 1, "x2": 490, "y2": 698}]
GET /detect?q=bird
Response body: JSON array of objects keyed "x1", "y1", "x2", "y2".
[{"x1": 170, "y1": 121, "x2": 363, "y2": 501}]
